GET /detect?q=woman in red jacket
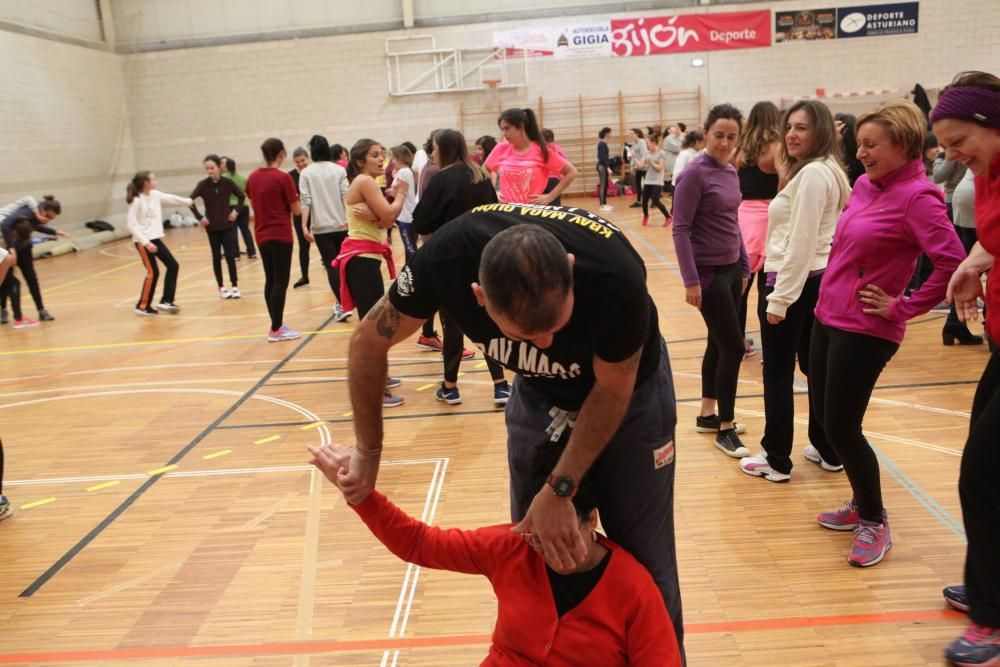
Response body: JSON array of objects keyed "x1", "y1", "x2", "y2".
[
  {"x1": 933, "y1": 70, "x2": 1000, "y2": 667},
  {"x1": 308, "y1": 442, "x2": 680, "y2": 667}
]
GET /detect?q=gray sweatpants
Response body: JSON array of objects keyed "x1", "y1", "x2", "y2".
[{"x1": 505, "y1": 338, "x2": 685, "y2": 658}]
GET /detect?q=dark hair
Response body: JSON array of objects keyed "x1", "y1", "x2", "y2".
[
  {"x1": 260, "y1": 137, "x2": 286, "y2": 164},
  {"x1": 347, "y1": 139, "x2": 379, "y2": 182},
  {"x1": 292, "y1": 146, "x2": 309, "y2": 160},
  {"x1": 126, "y1": 171, "x2": 152, "y2": 204},
  {"x1": 835, "y1": 113, "x2": 859, "y2": 161},
  {"x1": 203, "y1": 154, "x2": 222, "y2": 167},
  {"x1": 435, "y1": 129, "x2": 487, "y2": 184},
  {"x1": 330, "y1": 144, "x2": 346, "y2": 162},
  {"x1": 38, "y1": 194, "x2": 61, "y2": 215},
  {"x1": 631, "y1": 127, "x2": 645, "y2": 139},
  {"x1": 402, "y1": 141, "x2": 417, "y2": 155},
  {"x1": 498, "y1": 108, "x2": 548, "y2": 161},
  {"x1": 309, "y1": 135, "x2": 332, "y2": 162},
  {"x1": 677, "y1": 122, "x2": 688, "y2": 133},
  {"x1": 221, "y1": 156, "x2": 236, "y2": 174},
  {"x1": 646, "y1": 130, "x2": 662, "y2": 145},
  {"x1": 542, "y1": 128, "x2": 555, "y2": 143},
  {"x1": 705, "y1": 103, "x2": 743, "y2": 132},
  {"x1": 526, "y1": 442, "x2": 597, "y2": 522},
  {"x1": 479, "y1": 225, "x2": 573, "y2": 332},
  {"x1": 734, "y1": 101, "x2": 781, "y2": 167},
  {"x1": 599, "y1": 127, "x2": 612, "y2": 139},
  {"x1": 475, "y1": 135, "x2": 497, "y2": 158},
  {"x1": 12, "y1": 216, "x2": 34, "y2": 244},
  {"x1": 781, "y1": 100, "x2": 842, "y2": 181},
  {"x1": 911, "y1": 83, "x2": 932, "y2": 120},
  {"x1": 681, "y1": 130, "x2": 705, "y2": 149},
  {"x1": 944, "y1": 70, "x2": 1000, "y2": 93},
  {"x1": 424, "y1": 129, "x2": 442, "y2": 156}
]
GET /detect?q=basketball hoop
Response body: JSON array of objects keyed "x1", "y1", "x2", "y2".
[{"x1": 484, "y1": 79, "x2": 501, "y2": 89}]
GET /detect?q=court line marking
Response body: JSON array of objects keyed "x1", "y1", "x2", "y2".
[
  {"x1": 202, "y1": 449, "x2": 232, "y2": 460},
  {"x1": 20, "y1": 497, "x2": 56, "y2": 510},
  {"x1": 16, "y1": 317, "x2": 335, "y2": 597},
  {"x1": 0, "y1": 608, "x2": 965, "y2": 663},
  {"x1": 146, "y1": 464, "x2": 178, "y2": 476},
  {"x1": 86, "y1": 481, "x2": 120, "y2": 492},
  {"x1": 294, "y1": 467, "x2": 324, "y2": 667},
  {"x1": 254, "y1": 435, "x2": 281, "y2": 444}
]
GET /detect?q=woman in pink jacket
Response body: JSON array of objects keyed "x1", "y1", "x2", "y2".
[{"x1": 809, "y1": 100, "x2": 965, "y2": 568}]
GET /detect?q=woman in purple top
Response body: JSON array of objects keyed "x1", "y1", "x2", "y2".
[
  {"x1": 810, "y1": 100, "x2": 965, "y2": 568},
  {"x1": 671, "y1": 104, "x2": 751, "y2": 459}
]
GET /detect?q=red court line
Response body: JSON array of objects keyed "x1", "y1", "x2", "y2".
[{"x1": 0, "y1": 609, "x2": 965, "y2": 664}]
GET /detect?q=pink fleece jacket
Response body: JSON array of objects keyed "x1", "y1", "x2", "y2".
[{"x1": 814, "y1": 158, "x2": 965, "y2": 344}]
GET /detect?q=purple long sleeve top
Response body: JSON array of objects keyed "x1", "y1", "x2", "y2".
[{"x1": 670, "y1": 153, "x2": 749, "y2": 288}]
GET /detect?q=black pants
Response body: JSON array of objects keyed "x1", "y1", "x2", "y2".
[
  {"x1": 135, "y1": 239, "x2": 179, "y2": 309},
  {"x1": 632, "y1": 169, "x2": 646, "y2": 203},
  {"x1": 809, "y1": 322, "x2": 898, "y2": 522},
  {"x1": 441, "y1": 310, "x2": 506, "y2": 384},
  {"x1": 235, "y1": 208, "x2": 256, "y2": 257},
  {"x1": 597, "y1": 165, "x2": 609, "y2": 206},
  {"x1": 345, "y1": 256, "x2": 384, "y2": 319},
  {"x1": 13, "y1": 246, "x2": 43, "y2": 311},
  {"x1": 207, "y1": 227, "x2": 239, "y2": 287},
  {"x1": 961, "y1": 350, "x2": 1000, "y2": 627},
  {"x1": 738, "y1": 271, "x2": 758, "y2": 338},
  {"x1": 0, "y1": 435, "x2": 5, "y2": 495},
  {"x1": 259, "y1": 241, "x2": 292, "y2": 331},
  {"x1": 758, "y1": 274, "x2": 829, "y2": 474},
  {"x1": 642, "y1": 184, "x2": 670, "y2": 219},
  {"x1": 313, "y1": 231, "x2": 347, "y2": 305},
  {"x1": 698, "y1": 263, "x2": 745, "y2": 423},
  {"x1": 396, "y1": 222, "x2": 417, "y2": 262},
  {"x1": 0, "y1": 266, "x2": 22, "y2": 320},
  {"x1": 293, "y1": 214, "x2": 310, "y2": 280},
  {"x1": 543, "y1": 177, "x2": 561, "y2": 207},
  {"x1": 947, "y1": 225, "x2": 979, "y2": 326}
]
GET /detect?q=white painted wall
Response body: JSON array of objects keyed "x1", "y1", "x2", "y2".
[{"x1": 0, "y1": 0, "x2": 103, "y2": 43}]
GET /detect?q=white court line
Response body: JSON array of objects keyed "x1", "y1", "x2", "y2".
[
  {"x1": 869, "y1": 396, "x2": 970, "y2": 418},
  {"x1": 0, "y1": 378, "x2": 266, "y2": 400}
]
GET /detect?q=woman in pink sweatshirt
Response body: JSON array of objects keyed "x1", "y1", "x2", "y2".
[{"x1": 810, "y1": 100, "x2": 965, "y2": 568}]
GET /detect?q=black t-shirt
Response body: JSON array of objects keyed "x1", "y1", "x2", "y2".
[
  {"x1": 411, "y1": 164, "x2": 498, "y2": 236},
  {"x1": 387, "y1": 203, "x2": 661, "y2": 409},
  {"x1": 547, "y1": 549, "x2": 612, "y2": 617}
]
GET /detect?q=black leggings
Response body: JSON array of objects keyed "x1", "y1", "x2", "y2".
[
  {"x1": 207, "y1": 227, "x2": 238, "y2": 287},
  {"x1": 1, "y1": 245, "x2": 44, "y2": 314},
  {"x1": 314, "y1": 231, "x2": 347, "y2": 305},
  {"x1": 345, "y1": 256, "x2": 384, "y2": 319},
  {"x1": 758, "y1": 273, "x2": 829, "y2": 474},
  {"x1": 235, "y1": 208, "x2": 256, "y2": 257},
  {"x1": 698, "y1": 263, "x2": 745, "y2": 423},
  {"x1": 809, "y1": 322, "x2": 898, "y2": 522},
  {"x1": 632, "y1": 169, "x2": 646, "y2": 203},
  {"x1": 597, "y1": 165, "x2": 609, "y2": 206},
  {"x1": 259, "y1": 241, "x2": 293, "y2": 331},
  {"x1": 543, "y1": 177, "x2": 561, "y2": 207},
  {"x1": 642, "y1": 184, "x2": 669, "y2": 218},
  {"x1": 738, "y1": 271, "x2": 757, "y2": 338},
  {"x1": 135, "y1": 239, "x2": 179, "y2": 309},
  {"x1": 293, "y1": 214, "x2": 310, "y2": 279},
  {"x1": 960, "y1": 350, "x2": 1000, "y2": 627},
  {"x1": 1, "y1": 266, "x2": 22, "y2": 320},
  {"x1": 397, "y1": 222, "x2": 417, "y2": 262},
  {"x1": 441, "y1": 310, "x2": 506, "y2": 384}
]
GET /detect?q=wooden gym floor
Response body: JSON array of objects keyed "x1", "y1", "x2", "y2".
[{"x1": 0, "y1": 196, "x2": 982, "y2": 666}]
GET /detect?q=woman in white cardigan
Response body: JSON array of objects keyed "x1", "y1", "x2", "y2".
[
  {"x1": 739, "y1": 100, "x2": 851, "y2": 483},
  {"x1": 126, "y1": 171, "x2": 193, "y2": 315}
]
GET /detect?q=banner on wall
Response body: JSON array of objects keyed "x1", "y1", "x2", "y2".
[
  {"x1": 775, "y1": 8, "x2": 837, "y2": 42},
  {"x1": 837, "y1": 2, "x2": 919, "y2": 38},
  {"x1": 493, "y1": 23, "x2": 613, "y2": 59},
  {"x1": 609, "y1": 11, "x2": 771, "y2": 57}
]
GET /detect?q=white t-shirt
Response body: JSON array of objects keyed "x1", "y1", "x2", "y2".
[
  {"x1": 394, "y1": 167, "x2": 417, "y2": 223},
  {"x1": 412, "y1": 150, "x2": 429, "y2": 177},
  {"x1": 671, "y1": 149, "x2": 701, "y2": 187}
]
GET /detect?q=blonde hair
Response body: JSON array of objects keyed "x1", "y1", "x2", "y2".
[
  {"x1": 391, "y1": 145, "x2": 414, "y2": 168},
  {"x1": 856, "y1": 99, "x2": 927, "y2": 161}
]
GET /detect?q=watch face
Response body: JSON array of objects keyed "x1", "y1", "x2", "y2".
[{"x1": 553, "y1": 476, "x2": 575, "y2": 497}]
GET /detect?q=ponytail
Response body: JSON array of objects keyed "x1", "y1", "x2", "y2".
[
  {"x1": 126, "y1": 171, "x2": 151, "y2": 204},
  {"x1": 498, "y1": 107, "x2": 548, "y2": 162},
  {"x1": 39, "y1": 194, "x2": 61, "y2": 215}
]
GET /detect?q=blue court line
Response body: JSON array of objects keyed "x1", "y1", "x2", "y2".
[{"x1": 870, "y1": 442, "x2": 967, "y2": 543}]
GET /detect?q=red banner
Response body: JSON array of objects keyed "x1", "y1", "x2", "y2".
[{"x1": 611, "y1": 10, "x2": 771, "y2": 57}]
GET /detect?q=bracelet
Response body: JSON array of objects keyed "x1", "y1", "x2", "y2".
[{"x1": 354, "y1": 444, "x2": 383, "y2": 457}]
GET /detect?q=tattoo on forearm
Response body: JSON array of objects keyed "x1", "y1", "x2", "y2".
[{"x1": 367, "y1": 297, "x2": 402, "y2": 339}]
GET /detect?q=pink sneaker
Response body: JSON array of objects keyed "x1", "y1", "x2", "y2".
[
  {"x1": 817, "y1": 499, "x2": 860, "y2": 531},
  {"x1": 848, "y1": 516, "x2": 891, "y2": 568},
  {"x1": 12, "y1": 317, "x2": 39, "y2": 329}
]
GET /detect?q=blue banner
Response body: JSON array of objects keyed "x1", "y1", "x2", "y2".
[{"x1": 837, "y1": 2, "x2": 919, "y2": 38}]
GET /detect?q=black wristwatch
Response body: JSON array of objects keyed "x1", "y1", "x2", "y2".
[{"x1": 546, "y1": 474, "x2": 577, "y2": 498}]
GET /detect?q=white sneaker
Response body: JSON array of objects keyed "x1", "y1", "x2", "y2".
[
  {"x1": 219, "y1": 287, "x2": 231, "y2": 299},
  {"x1": 157, "y1": 301, "x2": 180, "y2": 312},
  {"x1": 739, "y1": 450, "x2": 791, "y2": 483},
  {"x1": 803, "y1": 444, "x2": 844, "y2": 472},
  {"x1": 267, "y1": 325, "x2": 301, "y2": 342},
  {"x1": 599, "y1": 205, "x2": 613, "y2": 211},
  {"x1": 230, "y1": 286, "x2": 240, "y2": 299},
  {"x1": 334, "y1": 303, "x2": 353, "y2": 322}
]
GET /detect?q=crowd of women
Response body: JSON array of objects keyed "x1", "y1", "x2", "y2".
[{"x1": 2, "y1": 70, "x2": 999, "y2": 666}]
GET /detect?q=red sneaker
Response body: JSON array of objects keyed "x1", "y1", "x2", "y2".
[{"x1": 416, "y1": 334, "x2": 443, "y2": 352}]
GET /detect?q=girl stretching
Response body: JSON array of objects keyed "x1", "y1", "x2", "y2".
[{"x1": 126, "y1": 172, "x2": 192, "y2": 315}]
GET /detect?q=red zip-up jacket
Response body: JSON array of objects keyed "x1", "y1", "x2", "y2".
[
  {"x1": 350, "y1": 491, "x2": 680, "y2": 667},
  {"x1": 976, "y1": 152, "x2": 1000, "y2": 343}
]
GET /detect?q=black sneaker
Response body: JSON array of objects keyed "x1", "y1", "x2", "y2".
[
  {"x1": 0, "y1": 308, "x2": 7, "y2": 325},
  {"x1": 293, "y1": 277, "x2": 309, "y2": 289},
  {"x1": 134, "y1": 306, "x2": 159, "y2": 316},
  {"x1": 157, "y1": 301, "x2": 180, "y2": 312},
  {"x1": 38, "y1": 309, "x2": 55, "y2": 321},
  {"x1": 715, "y1": 428, "x2": 750, "y2": 458},
  {"x1": 629, "y1": 202, "x2": 642, "y2": 208},
  {"x1": 696, "y1": 415, "x2": 747, "y2": 434}
]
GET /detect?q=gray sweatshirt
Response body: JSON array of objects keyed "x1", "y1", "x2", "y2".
[
  {"x1": 931, "y1": 155, "x2": 967, "y2": 204},
  {"x1": 299, "y1": 161, "x2": 349, "y2": 234}
]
